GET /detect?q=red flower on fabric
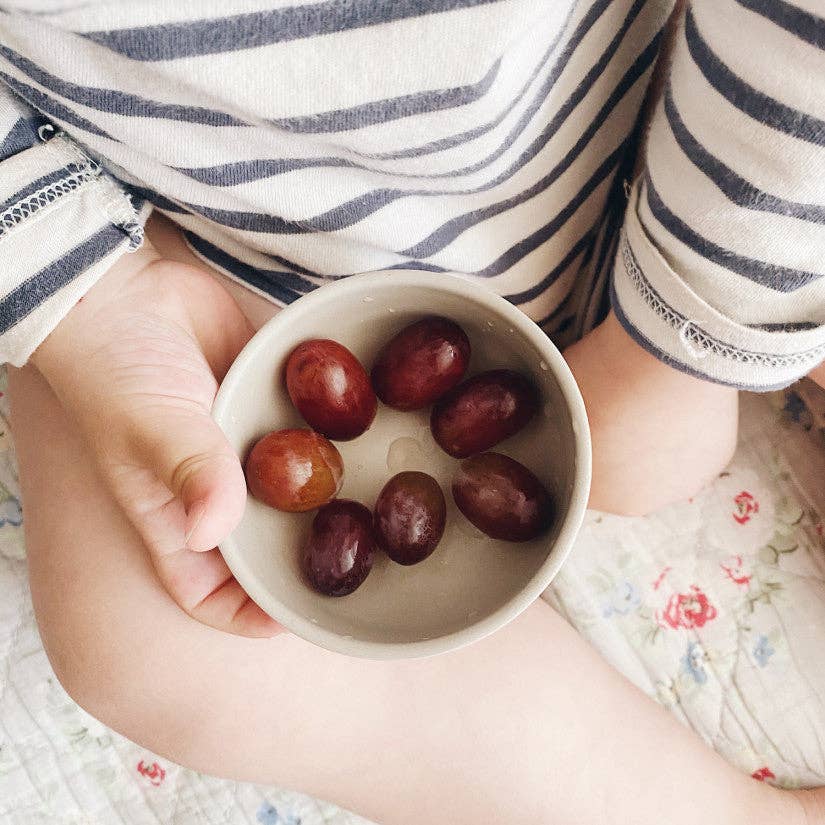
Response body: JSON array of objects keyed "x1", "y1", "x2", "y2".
[
  {"x1": 658, "y1": 586, "x2": 718, "y2": 629},
  {"x1": 732, "y1": 491, "x2": 759, "y2": 525},
  {"x1": 720, "y1": 555, "x2": 751, "y2": 587},
  {"x1": 137, "y1": 760, "x2": 166, "y2": 786},
  {"x1": 751, "y1": 767, "x2": 776, "y2": 782},
  {"x1": 651, "y1": 567, "x2": 672, "y2": 591}
]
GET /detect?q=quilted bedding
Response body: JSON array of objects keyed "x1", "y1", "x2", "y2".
[{"x1": 1, "y1": 376, "x2": 824, "y2": 824}]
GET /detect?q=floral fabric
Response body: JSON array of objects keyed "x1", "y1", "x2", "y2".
[
  {"x1": 1, "y1": 377, "x2": 824, "y2": 823},
  {"x1": 546, "y1": 388, "x2": 825, "y2": 788}
]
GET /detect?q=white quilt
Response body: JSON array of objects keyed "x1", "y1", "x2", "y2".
[{"x1": 1, "y1": 380, "x2": 824, "y2": 824}]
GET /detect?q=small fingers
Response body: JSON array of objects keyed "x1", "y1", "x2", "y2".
[{"x1": 155, "y1": 545, "x2": 281, "y2": 638}]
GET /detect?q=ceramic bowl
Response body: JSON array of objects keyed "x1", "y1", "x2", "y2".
[{"x1": 212, "y1": 271, "x2": 591, "y2": 659}]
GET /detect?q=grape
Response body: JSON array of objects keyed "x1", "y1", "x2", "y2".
[
  {"x1": 431, "y1": 369, "x2": 539, "y2": 458},
  {"x1": 303, "y1": 500, "x2": 376, "y2": 596},
  {"x1": 452, "y1": 452, "x2": 554, "y2": 542},
  {"x1": 371, "y1": 317, "x2": 470, "y2": 410},
  {"x1": 245, "y1": 428, "x2": 343, "y2": 512},
  {"x1": 286, "y1": 339, "x2": 377, "y2": 440},
  {"x1": 373, "y1": 471, "x2": 446, "y2": 565}
]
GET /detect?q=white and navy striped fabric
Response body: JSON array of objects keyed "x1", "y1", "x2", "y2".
[{"x1": 0, "y1": 0, "x2": 822, "y2": 388}]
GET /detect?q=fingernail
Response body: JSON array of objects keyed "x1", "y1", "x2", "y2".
[{"x1": 184, "y1": 500, "x2": 207, "y2": 548}]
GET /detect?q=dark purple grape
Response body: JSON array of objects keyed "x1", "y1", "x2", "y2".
[
  {"x1": 373, "y1": 471, "x2": 446, "y2": 565},
  {"x1": 302, "y1": 500, "x2": 375, "y2": 596},
  {"x1": 452, "y1": 452, "x2": 554, "y2": 542},
  {"x1": 431, "y1": 369, "x2": 539, "y2": 458},
  {"x1": 245, "y1": 429, "x2": 343, "y2": 512},
  {"x1": 286, "y1": 339, "x2": 377, "y2": 440},
  {"x1": 371, "y1": 317, "x2": 471, "y2": 410}
]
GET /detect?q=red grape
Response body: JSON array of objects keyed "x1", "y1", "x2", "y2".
[
  {"x1": 245, "y1": 428, "x2": 343, "y2": 512},
  {"x1": 452, "y1": 452, "x2": 553, "y2": 542},
  {"x1": 431, "y1": 369, "x2": 539, "y2": 458},
  {"x1": 373, "y1": 471, "x2": 446, "y2": 565},
  {"x1": 371, "y1": 317, "x2": 471, "y2": 410},
  {"x1": 303, "y1": 500, "x2": 376, "y2": 596},
  {"x1": 286, "y1": 339, "x2": 377, "y2": 440}
]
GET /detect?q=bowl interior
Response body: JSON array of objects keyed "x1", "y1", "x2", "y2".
[{"x1": 214, "y1": 273, "x2": 586, "y2": 657}]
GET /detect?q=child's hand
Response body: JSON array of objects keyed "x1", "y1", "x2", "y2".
[
  {"x1": 564, "y1": 311, "x2": 739, "y2": 515},
  {"x1": 31, "y1": 241, "x2": 279, "y2": 637}
]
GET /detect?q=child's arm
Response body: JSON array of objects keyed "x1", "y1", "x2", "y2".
[
  {"x1": 30, "y1": 237, "x2": 278, "y2": 638},
  {"x1": 568, "y1": 0, "x2": 824, "y2": 513},
  {"x1": 0, "y1": 82, "x2": 276, "y2": 637}
]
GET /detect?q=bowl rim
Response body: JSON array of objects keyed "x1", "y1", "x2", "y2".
[{"x1": 212, "y1": 270, "x2": 592, "y2": 659}]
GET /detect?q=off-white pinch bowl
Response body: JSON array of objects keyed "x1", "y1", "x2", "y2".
[{"x1": 213, "y1": 271, "x2": 591, "y2": 659}]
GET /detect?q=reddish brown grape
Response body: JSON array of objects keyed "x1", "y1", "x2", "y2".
[
  {"x1": 303, "y1": 500, "x2": 376, "y2": 596},
  {"x1": 245, "y1": 428, "x2": 343, "y2": 512},
  {"x1": 371, "y1": 317, "x2": 471, "y2": 410},
  {"x1": 373, "y1": 471, "x2": 446, "y2": 565},
  {"x1": 431, "y1": 369, "x2": 539, "y2": 458},
  {"x1": 452, "y1": 452, "x2": 553, "y2": 542},
  {"x1": 285, "y1": 339, "x2": 377, "y2": 440}
]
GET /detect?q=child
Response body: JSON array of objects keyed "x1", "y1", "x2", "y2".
[{"x1": 2, "y1": 0, "x2": 824, "y2": 822}]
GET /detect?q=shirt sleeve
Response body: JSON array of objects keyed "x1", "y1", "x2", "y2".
[
  {"x1": 611, "y1": 0, "x2": 825, "y2": 391},
  {"x1": 0, "y1": 83, "x2": 150, "y2": 367}
]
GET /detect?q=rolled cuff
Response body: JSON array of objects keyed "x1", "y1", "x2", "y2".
[
  {"x1": 0, "y1": 131, "x2": 150, "y2": 366},
  {"x1": 611, "y1": 180, "x2": 825, "y2": 391}
]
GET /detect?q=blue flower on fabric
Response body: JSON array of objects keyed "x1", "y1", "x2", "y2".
[
  {"x1": 682, "y1": 641, "x2": 708, "y2": 685},
  {"x1": 601, "y1": 580, "x2": 641, "y2": 618},
  {"x1": 256, "y1": 802, "x2": 301, "y2": 825},
  {"x1": 0, "y1": 496, "x2": 22, "y2": 527},
  {"x1": 752, "y1": 635, "x2": 775, "y2": 667}
]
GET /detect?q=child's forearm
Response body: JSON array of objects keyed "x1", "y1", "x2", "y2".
[{"x1": 564, "y1": 310, "x2": 739, "y2": 515}]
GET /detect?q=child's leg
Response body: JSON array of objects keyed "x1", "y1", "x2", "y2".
[{"x1": 11, "y1": 363, "x2": 801, "y2": 825}]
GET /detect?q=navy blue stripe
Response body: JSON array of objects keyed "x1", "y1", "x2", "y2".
[
  {"x1": 175, "y1": 155, "x2": 353, "y2": 186},
  {"x1": 537, "y1": 290, "x2": 577, "y2": 328},
  {"x1": 735, "y1": 0, "x2": 825, "y2": 51},
  {"x1": 156, "y1": 127, "x2": 623, "y2": 282},
  {"x1": 0, "y1": 73, "x2": 111, "y2": 138},
  {"x1": 0, "y1": 43, "x2": 504, "y2": 135},
  {"x1": 504, "y1": 229, "x2": 594, "y2": 303},
  {"x1": 175, "y1": 16, "x2": 656, "y2": 238},
  {"x1": 183, "y1": 232, "x2": 318, "y2": 303},
  {"x1": 663, "y1": 83, "x2": 825, "y2": 224},
  {"x1": 270, "y1": 58, "x2": 501, "y2": 134},
  {"x1": 474, "y1": 137, "x2": 625, "y2": 279},
  {"x1": 685, "y1": 8, "x2": 825, "y2": 147},
  {"x1": 0, "y1": 116, "x2": 40, "y2": 159},
  {"x1": 371, "y1": 1, "x2": 579, "y2": 161},
  {"x1": 82, "y1": 0, "x2": 502, "y2": 61},
  {"x1": 381, "y1": 260, "x2": 448, "y2": 274},
  {"x1": 404, "y1": 30, "x2": 660, "y2": 257},
  {"x1": 174, "y1": 0, "x2": 604, "y2": 184},
  {"x1": 424, "y1": 0, "x2": 645, "y2": 181},
  {"x1": 0, "y1": 224, "x2": 125, "y2": 333},
  {"x1": 753, "y1": 321, "x2": 818, "y2": 331},
  {"x1": 0, "y1": 47, "x2": 248, "y2": 127},
  {"x1": 576, "y1": 198, "x2": 623, "y2": 330},
  {"x1": 0, "y1": 164, "x2": 85, "y2": 214},
  {"x1": 126, "y1": 185, "x2": 188, "y2": 214},
  {"x1": 644, "y1": 174, "x2": 823, "y2": 291},
  {"x1": 609, "y1": 278, "x2": 797, "y2": 391}
]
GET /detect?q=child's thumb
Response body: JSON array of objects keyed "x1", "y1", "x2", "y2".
[{"x1": 136, "y1": 409, "x2": 247, "y2": 553}]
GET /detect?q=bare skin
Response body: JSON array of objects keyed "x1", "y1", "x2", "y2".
[{"x1": 13, "y1": 217, "x2": 825, "y2": 824}]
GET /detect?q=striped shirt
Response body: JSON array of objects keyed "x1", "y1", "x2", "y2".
[{"x1": 0, "y1": 0, "x2": 822, "y2": 389}]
